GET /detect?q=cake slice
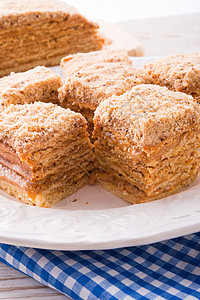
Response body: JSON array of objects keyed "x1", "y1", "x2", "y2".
[
  {"x1": 0, "y1": 66, "x2": 62, "y2": 111},
  {"x1": 144, "y1": 53, "x2": 200, "y2": 102},
  {"x1": 59, "y1": 50, "x2": 151, "y2": 137},
  {"x1": 93, "y1": 84, "x2": 200, "y2": 204},
  {"x1": 0, "y1": 102, "x2": 93, "y2": 207},
  {"x1": 60, "y1": 49, "x2": 133, "y2": 78},
  {"x1": 0, "y1": 0, "x2": 104, "y2": 77}
]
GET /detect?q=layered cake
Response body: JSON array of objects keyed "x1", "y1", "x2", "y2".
[
  {"x1": 0, "y1": 0, "x2": 104, "y2": 77},
  {"x1": 0, "y1": 66, "x2": 62, "y2": 111},
  {"x1": 144, "y1": 53, "x2": 200, "y2": 102},
  {"x1": 0, "y1": 102, "x2": 93, "y2": 207},
  {"x1": 59, "y1": 50, "x2": 151, "y2": 136},
  {"x1": 93, "y1": 84, "x2": 200, "y2": 204}
]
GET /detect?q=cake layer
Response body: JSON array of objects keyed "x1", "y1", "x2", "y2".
[
  {"x1": 94, "y1": 130, "x2": 200, "y2": 168},
  {"x1": 94, "y1": 124, "x2": 200, "y2": 194},
  {"x1": 97, "y1": 167, "x2": 199, "y2": 205},
  {"x1": 0, "y1": 170, "x2": 89, "y2": 207},
  {"x1": 0, "y1": 139, "x2": 93, "y2": 181},
  {"x1": 95, "y1": 150, "x2": 200, "y2": 194},
  {"x1": 29, "y1": 143, "x2": 93, "y2": 181},
  {"x1": 0, "y1": 30, "x2": 103, "y2": 70},
  {"x1": 0, "y1": 159, "x2": 93, "y2": 196}
]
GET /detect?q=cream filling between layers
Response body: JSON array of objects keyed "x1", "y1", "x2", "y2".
[
  {"x1": 94, "y1": 129, "x2": 200, "y2": 199},
  {"x1": 0, "y1": 137, "x2": 94, "y2": 202},
  {"x1": 0, "y1": 143, "x2": 32, "y2": 180},
  {"x1": 95, "y1": 150, "x2": 200, "y2": 193},
  {"x1": 0, "y1": 159, "x2": 93, "y2": 200},
  {"x1": 96, "y1": 163, "x2": 199, "y2": 201},
  {"x1": 0, "y1": 136, "x2": 93, "y2": 181},
  {"x1": 94, "y1": 130, "x2": 200, "y2": 165}
]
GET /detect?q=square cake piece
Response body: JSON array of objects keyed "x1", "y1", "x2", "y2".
[
  {"x1": 144, "y1": 53, "x2": 200, "y2": 102},
  {"x1": 0, "y1": 66, "x2": 62, "y2": 111},
  {"x1": 0, "y1": 0, "x2": 104, "y2": 76},
  {"x1": 0, "y1": 102, "x2": 93, "y2": 207},
  {"x1": 59, "y1": 50, "x2": 152, "y2": 136},
  {"x1": 93, "y1": 84, "x2": 200, "y2": 204}
]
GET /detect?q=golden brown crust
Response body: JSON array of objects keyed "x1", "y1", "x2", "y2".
[
  {"x1": 0, "y1": 66, "x2": 62, "y2": 110},
  {"x1": 0, "y1": 102, "x2": 88, "y2": 158},
  {"x1": 93, "y1": 84, "x2": 200, "y2": 149},
  {"x1": 144, "y1": 53, "x2": 200, "y2": 101}
]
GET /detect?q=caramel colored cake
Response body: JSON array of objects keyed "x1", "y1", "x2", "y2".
[
  {"x1": 0, "y1": 102, "x2": 93, "y2": 207},
  {"x1": 0, "y1": 66, "x2": 62, "y2": 111},
  {"x1": 144, "y1": 53, "x2": 200, "y2": 102},
  {"x1": 59, "y1": 50, "x2": 151, "y2": 136},
  {"x1": 93, "y1": 84, "x2": 200, "y2": 204},
  {"x1": 0, "y1": 0, "x2": 104, "y2": 77}
]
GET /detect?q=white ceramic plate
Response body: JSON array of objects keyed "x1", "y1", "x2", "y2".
[{"x1": 0, "y1": 57, "x2": 199, "y2": 251}]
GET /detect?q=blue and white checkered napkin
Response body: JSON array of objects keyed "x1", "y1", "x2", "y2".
[{"x1": 0, "y1": 233, "x2": 200, "y2": 299}]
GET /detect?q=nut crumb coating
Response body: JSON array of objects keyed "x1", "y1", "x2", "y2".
[
  {"x1": 61, "y1": 49, "x2": 132, "y2": 78},
  {"x1": 0, "y1": 102, "x2": 88, "y2": 159},
  {"x1": 94, "y1": 84, "x2": 200, "y2": 149},
  {"x1": 0, "y1": 66, "x2": 62, "y2": 111},
  {"x1": 144, "y1": 53, "x2": 200, "y2": 101},
  {"x1": 59, "y1": 50, "x2": 152, "y2": 110}
]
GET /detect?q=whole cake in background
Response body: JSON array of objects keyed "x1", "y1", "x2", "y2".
[{"x1": 0, "y1": 0, "x2": 104, "y2": 77}]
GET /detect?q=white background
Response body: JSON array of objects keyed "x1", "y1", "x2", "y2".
[{"x1": 64, "y1": 0, "x2": 200, "y2": 23}]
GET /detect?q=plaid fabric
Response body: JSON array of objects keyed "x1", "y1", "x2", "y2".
[{"x1": 0, "y1": 233, "x2": 200, "y2": 299}]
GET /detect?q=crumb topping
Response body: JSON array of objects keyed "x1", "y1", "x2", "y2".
[
  {"x1": 0, "y1": 0, "x2": 78, "y2": 17},
  {"x1": 144, "y1": 53, "x2": 200, "y2": 96},
  {"x1": 61, "y1": 49, "x2": 132, "y2": 77},
  {"x1": 59, "y1": 50, "x2": 151, "y2": 110},
  {"x1": 0, "y1": 0, "x2": 98, "y2": 30},
  {"x1": 94, "y1": 84, "x2": 200, "y2": 148},
  {"x1": 0, "y1": 102, "x2": 87, "y2": 157},
  {"x1": 0, "y1": 66, "x2": 60, "y2": 91}
]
